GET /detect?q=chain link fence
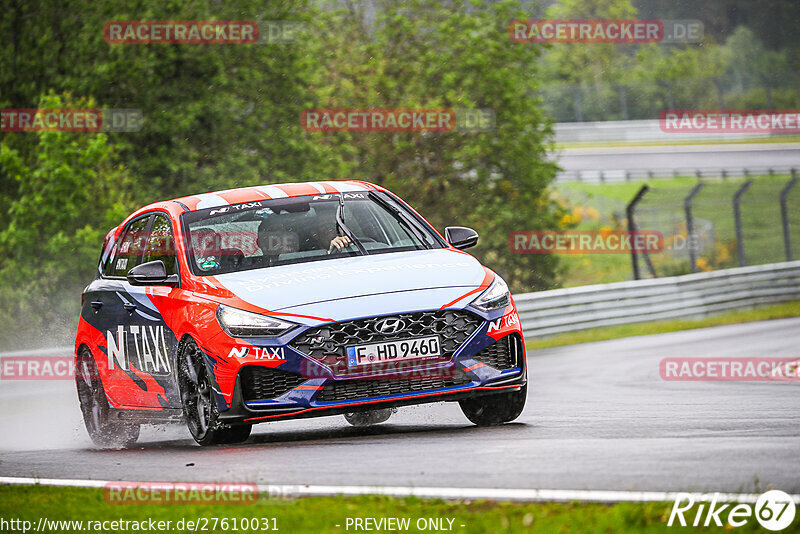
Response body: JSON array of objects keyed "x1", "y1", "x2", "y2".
[{"x1": 629, "y1": 173, "x2": 800, "y2": 278}]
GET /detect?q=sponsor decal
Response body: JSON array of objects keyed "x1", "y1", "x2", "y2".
[
  {"x1": 660, "y1": 358, "x2": 800, "y2": 381},
  {"x1": 106, "y1": 325, "x2": 171, "y2": 374},
  {"x1": 660, "y1": 109, "x2": 800, "y2": 133},
  {"x1": 1, "y1": 108, "x2": 143, "y2": 132},
  {"x1": 207, "y1": 201, "x2": 262, "y2": 216},
  {"x1": 486, "y1": 310, "x2": 521, "y2": 341},
  {"x1": 509, "y1": 230, "x2": 663, "y2": 254},
  {"x1": 226, "y1": 346, "x2": 286, "y2": 361},
  {"x1": 667, "y1": 490, "x2": 796, "y2": 530},
  {"x1": 200, "y1": 259, "x2": 220, "y2": 270},
  {"x1": 312, "y1": 193, "x2": 367, "y2": 201},
  {"x1": 487, "y1": 311, "x2": 519, "y2": 334}
]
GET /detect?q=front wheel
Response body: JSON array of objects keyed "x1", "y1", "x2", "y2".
[
  {"x1": 177, "y1": 340, "x2": 252, "y2": 446},
  {"x1": 75, "y1": 349, "x2": 140, "y2": 448},
  {"x1": 459, "y1": 385, "x2": 527, "y2": 426}
]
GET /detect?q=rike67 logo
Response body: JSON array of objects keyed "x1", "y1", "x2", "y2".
[{"x1": 668, "y1": 490, "x2": 796, "y2": 531}]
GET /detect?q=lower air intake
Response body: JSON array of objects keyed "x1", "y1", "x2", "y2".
[
  {"x1": 240, "y1": 366, "x2": 307, "y2": 402},
  {"x1": 316, "y1": 371, "x2": 471, "y2": 403}
]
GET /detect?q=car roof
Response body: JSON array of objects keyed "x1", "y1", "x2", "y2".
[
  {"x1": 126, "y1": 180, "x2": 385, "y2": 220},
  {"x1": 172, "y1": 180, "x2": 383, "y2": 212}
]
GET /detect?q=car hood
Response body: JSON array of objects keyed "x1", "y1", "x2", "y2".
[{"x1": 212, "y1": 249, "x2": 490, "y2": 323}]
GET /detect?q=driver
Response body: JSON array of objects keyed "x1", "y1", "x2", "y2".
[
  {"x1": 322, "y1": 227, "x2": 352, "y2": 254},
  {"x1": 258, "y1": 215, "x2": 352, "y2": 258}
]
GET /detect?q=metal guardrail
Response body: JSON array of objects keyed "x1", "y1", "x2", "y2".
[
  {"x1": 555, "y1": 166, "x2": 797, "y2": 183},
  {"x1": 553, "y1": 119, "x2": 794, "y2": 144},
  {"x1": 515, "y1": 261, "x2": 800, "y2": 337}
]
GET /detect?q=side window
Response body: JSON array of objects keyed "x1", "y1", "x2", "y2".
[
  {"x1": 109, "y1": 216, "x2": 151, "y2": 278},
  {"x1": 102, "y1": 242, "x2": 118, "y2": 277},
  {"x1": 143, "y1": 214, "x2": 178, "y2": 275}
]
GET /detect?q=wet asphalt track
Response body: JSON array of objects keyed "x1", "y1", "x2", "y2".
[{"x1": 1, "y1": 318, "x2": 798, "y2": 493}]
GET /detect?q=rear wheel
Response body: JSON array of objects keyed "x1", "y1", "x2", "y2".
[
  {"x1": 75, "y1": 349, "x2": 140, "y2": 448},
  {"x1": 343, "y1": 408, "x2": 394, "y2": 427},
  {"x1": 177, "y1": 340, "x2": 251, "y2": 446},
  {"x1": 459, "y1": 385, "x2": 527, "y2": 426}
]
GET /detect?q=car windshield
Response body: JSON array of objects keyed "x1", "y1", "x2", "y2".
[{"x1": 181, "y1": 191, "x2": 443, "y2": 275}]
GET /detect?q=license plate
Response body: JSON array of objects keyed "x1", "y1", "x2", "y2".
[{"x1": 345, "y1": 336, "x2": 441, "y2": 367}]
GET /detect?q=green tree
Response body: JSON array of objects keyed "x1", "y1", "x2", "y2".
[
  {"x1": 0, "y1": 94, "x2": 133, "y2": 348},
  {"x1": 310, "y1": 0, "x2": 564, "y2": 291}
]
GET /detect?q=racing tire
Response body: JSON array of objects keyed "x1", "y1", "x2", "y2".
[
  {"x1": 75, "y1": 348, "x2": 140, "y2": 448},
  {"x1": 177, "y1": 340, "x2": 252, "y2": 446},
  {"x1": 343, "y1": 408, "x2": 394, "y2": 427},
  {"x1": 459, "y1": 385, "x2": 527, "y2": 426}
]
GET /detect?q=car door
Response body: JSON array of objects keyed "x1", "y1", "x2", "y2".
[
  {"x1": 129, "y1": 211, "x2": 182, "y2": 408},
  {"x1": 90, "y1": 214, "x2": 152, "y2": 408}
]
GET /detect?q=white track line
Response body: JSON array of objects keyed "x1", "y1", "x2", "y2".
[{"x1": 2, "y1": 477, "x2": 798, "y2": 504}]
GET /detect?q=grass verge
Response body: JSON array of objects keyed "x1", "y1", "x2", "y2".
[
  {"x1": 0, "y1": 485, "x2": 786, "y2": 533},
  {"x1": 525, "y1": 300, "x2": 800, "y2": 350}
]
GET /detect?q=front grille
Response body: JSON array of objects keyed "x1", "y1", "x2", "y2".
[
  {"x1": 316, "y1": 371, "x2": 471, "y2": 403},
  {"x1": 291, "y1": 310, "x2": 482, "y2": 375},
  {"x1": 240, "y1": 366, "x2": 307, "y2": 402},
  {"x1": 472, "y1": 335, "x2": 521, "y2": 370}
]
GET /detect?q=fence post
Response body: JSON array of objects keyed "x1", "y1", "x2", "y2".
[
  {"x1": 733, "y1": 179, "x2": 753, "y2": 267},
  {"x1": 626, "y1": 184, "x2": 650, "y2": 280},
  {"x1": 780, "y1": 170, "x2": 799, "y2": 261},
  {"x1": 684, "y1": 183, "x2": 705, "y2": 273}
]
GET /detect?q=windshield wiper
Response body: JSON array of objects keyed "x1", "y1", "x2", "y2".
[
  {"x1": 369, "y1": 192, "x2": 430, "y2": 249},
  {"x1": 336, "y1": 192, "x2": 368, "y2": 255}
]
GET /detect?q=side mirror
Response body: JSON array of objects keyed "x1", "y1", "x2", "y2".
[
  {"x1": 127, "y1": 260, "x2": 179, "y2": 287},
  {"x1": 445, "y1": 226, "x2": 479, "y2": 250}
]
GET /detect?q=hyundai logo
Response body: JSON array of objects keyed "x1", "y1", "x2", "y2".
[{"x1": 375, "y1": 318, "x2": 406, "y2": 334}]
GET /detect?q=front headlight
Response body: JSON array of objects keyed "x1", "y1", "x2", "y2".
[
  {"x1": 471, "y1": 275, "x2": 511, "y2": 312},
  {"x1": 216, "y1": 305, "x2": 297, "y2": 338}
]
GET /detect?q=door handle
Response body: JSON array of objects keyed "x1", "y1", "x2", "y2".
[
  {"x1": 90, "y1": 301, "x2": 103, "y2": 311},
  {"x1": 123, "y1": 303, "x2": 137, "y2": 313}
]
